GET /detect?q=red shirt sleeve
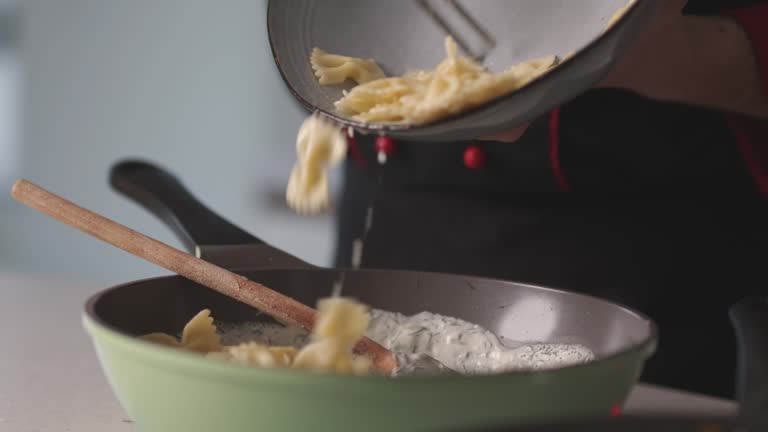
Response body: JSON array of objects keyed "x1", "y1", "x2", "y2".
[{"x1": 722, "y1": 4, "x2": 768, "y2": 197}]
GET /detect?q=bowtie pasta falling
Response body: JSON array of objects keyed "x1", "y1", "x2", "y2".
[
  {"x1": 285, "y1": 114, "x2": 347, "y2": 215},
  {"x1": 140, "y1": 297, "x2": 372, "y2": 376}
]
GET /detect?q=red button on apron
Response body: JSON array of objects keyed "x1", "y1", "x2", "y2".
[
  {"x1": 463, "y1": 144, "x2": 486, "y2": 169},
  {"x1": 375, "y1": 136, "x2": 396, "y2": 164}
]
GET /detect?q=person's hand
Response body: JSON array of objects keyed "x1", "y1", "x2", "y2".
[{"x1": 481, "y1": 0, "x2": 688, "y2": 143}]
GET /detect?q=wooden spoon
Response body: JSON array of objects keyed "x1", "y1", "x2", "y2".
[{"x1": 11, "y1": 179, "x2": 398, "y2": 375}]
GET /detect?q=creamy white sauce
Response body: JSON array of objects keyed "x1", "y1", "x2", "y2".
[{"x1": 217, "y1": 309, "x2": 594, "y2": 376}]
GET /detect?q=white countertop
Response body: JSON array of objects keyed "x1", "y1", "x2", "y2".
[{"x1": 0, "y1": 272, "x2": 739, "y2": 432}]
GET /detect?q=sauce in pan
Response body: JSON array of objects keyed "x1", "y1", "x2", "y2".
[{"x1": 218, "y1": 309, "x2": 594, "y2": 376}]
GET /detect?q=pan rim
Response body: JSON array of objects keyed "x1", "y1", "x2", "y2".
[
  {"x1": 83, "y1": 267, "x2": 658, "y2": 383},
  {"x1": 266, "y1": 0, "x2": 655, "y2": 137}
]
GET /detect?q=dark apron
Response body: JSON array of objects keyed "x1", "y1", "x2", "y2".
[{"x1": 334, "y1": 88, "x2": 768, "y2": 399}]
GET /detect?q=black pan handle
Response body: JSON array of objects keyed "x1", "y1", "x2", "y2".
[
  {"x1": 109, "y1": 160, "x2": 263, "y2": 253},
  {"x1": 730, "y1": 296, "x2": 768, "y2": 418}
]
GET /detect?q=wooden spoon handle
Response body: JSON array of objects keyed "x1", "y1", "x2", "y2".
[{"x1": 11, "y1": 179, "x2": 396, "y2": 375}]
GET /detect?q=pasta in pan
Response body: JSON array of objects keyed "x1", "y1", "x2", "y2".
[
  {"x1": 140, "y1": 297, "x2": 372, "y2": 376},
  {"x1": 292, "y1": 298, "x2": 372, "y2": 375},
  {"x1": 207, "y1": 343, "x2": 298, "y2": 368},
  {"x1": 140, "y1": 309, "x2": 222, "y2": 354}
]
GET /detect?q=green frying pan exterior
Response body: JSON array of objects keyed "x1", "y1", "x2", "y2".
[
  {"x1": 83, "y1": 271, "x2": 653, "y2": 432},
  {"x1": 79, "y1": 160, "x2": 657, "y2": 432},
  {"x1": 83, "y1": 319, "x2": 649, "y2": 432}
]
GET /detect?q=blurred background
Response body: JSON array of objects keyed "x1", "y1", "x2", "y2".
[{"x1": 0, "y1": 0, "x2": 337, "y2": 285}]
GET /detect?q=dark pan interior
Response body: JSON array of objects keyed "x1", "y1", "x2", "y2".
[{"x1": 90, "y1": 268, "x2": 654, "y2": 358}]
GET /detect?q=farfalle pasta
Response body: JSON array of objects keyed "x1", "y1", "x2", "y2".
[
  {"x1": 311, "y1": 48, "x2": 386, "y2": 85},
  {"x1": 292, "y1": 297, "x2": 371, "y2": 375},
  {"x1": 285, "y1": 114, "x2": 347, "y2": 214},
  {"x1": 333, "y1": 37, "x2": 557, "y2": 125},
  {"x1": 139, "y1": 297, "x2": 372, "y2": 376},
  {"x1": 207, "y1": 343, "x2": 299, "y2": 368},
  {"x1": 140, "y1": 309, "x2": 222, "y2": 354}
]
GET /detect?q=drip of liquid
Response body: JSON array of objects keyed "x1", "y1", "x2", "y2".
[
  {"x1": 331, "y1": 129, "x2": 383, "y2": 297},
  {"x1": 330, "y1": 273, "x2": 345, "y2": 298}
]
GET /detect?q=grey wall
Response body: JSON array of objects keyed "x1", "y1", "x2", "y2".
[{"x1": 0, "y1": 1, "x2": 337, "y2": 284}]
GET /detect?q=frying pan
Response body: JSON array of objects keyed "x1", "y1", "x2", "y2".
[
  {"x1": 82, "y1": 160, "x2": 657, "y2": 432},
  {"x1": 267, "y1": 0, "x2": 665, "y2": 142}
]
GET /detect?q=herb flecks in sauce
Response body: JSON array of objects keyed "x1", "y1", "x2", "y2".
[{"x1": 217, "y1": 309, "x2": 594, "y2": 376}]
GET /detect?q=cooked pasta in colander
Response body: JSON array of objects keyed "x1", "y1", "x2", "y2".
[
  {"x1": 332, "y1": 37, "x2": 558, "y2": 125},
  {"x1": 284, "y1": 37, "x2": 558, "y2": 214},
  {"x1": 310, "y1": 48, "x2": 386, "y2": 85},
  {"x1": 285, "y1": 0, "x2": 640, "y2": 215}
]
